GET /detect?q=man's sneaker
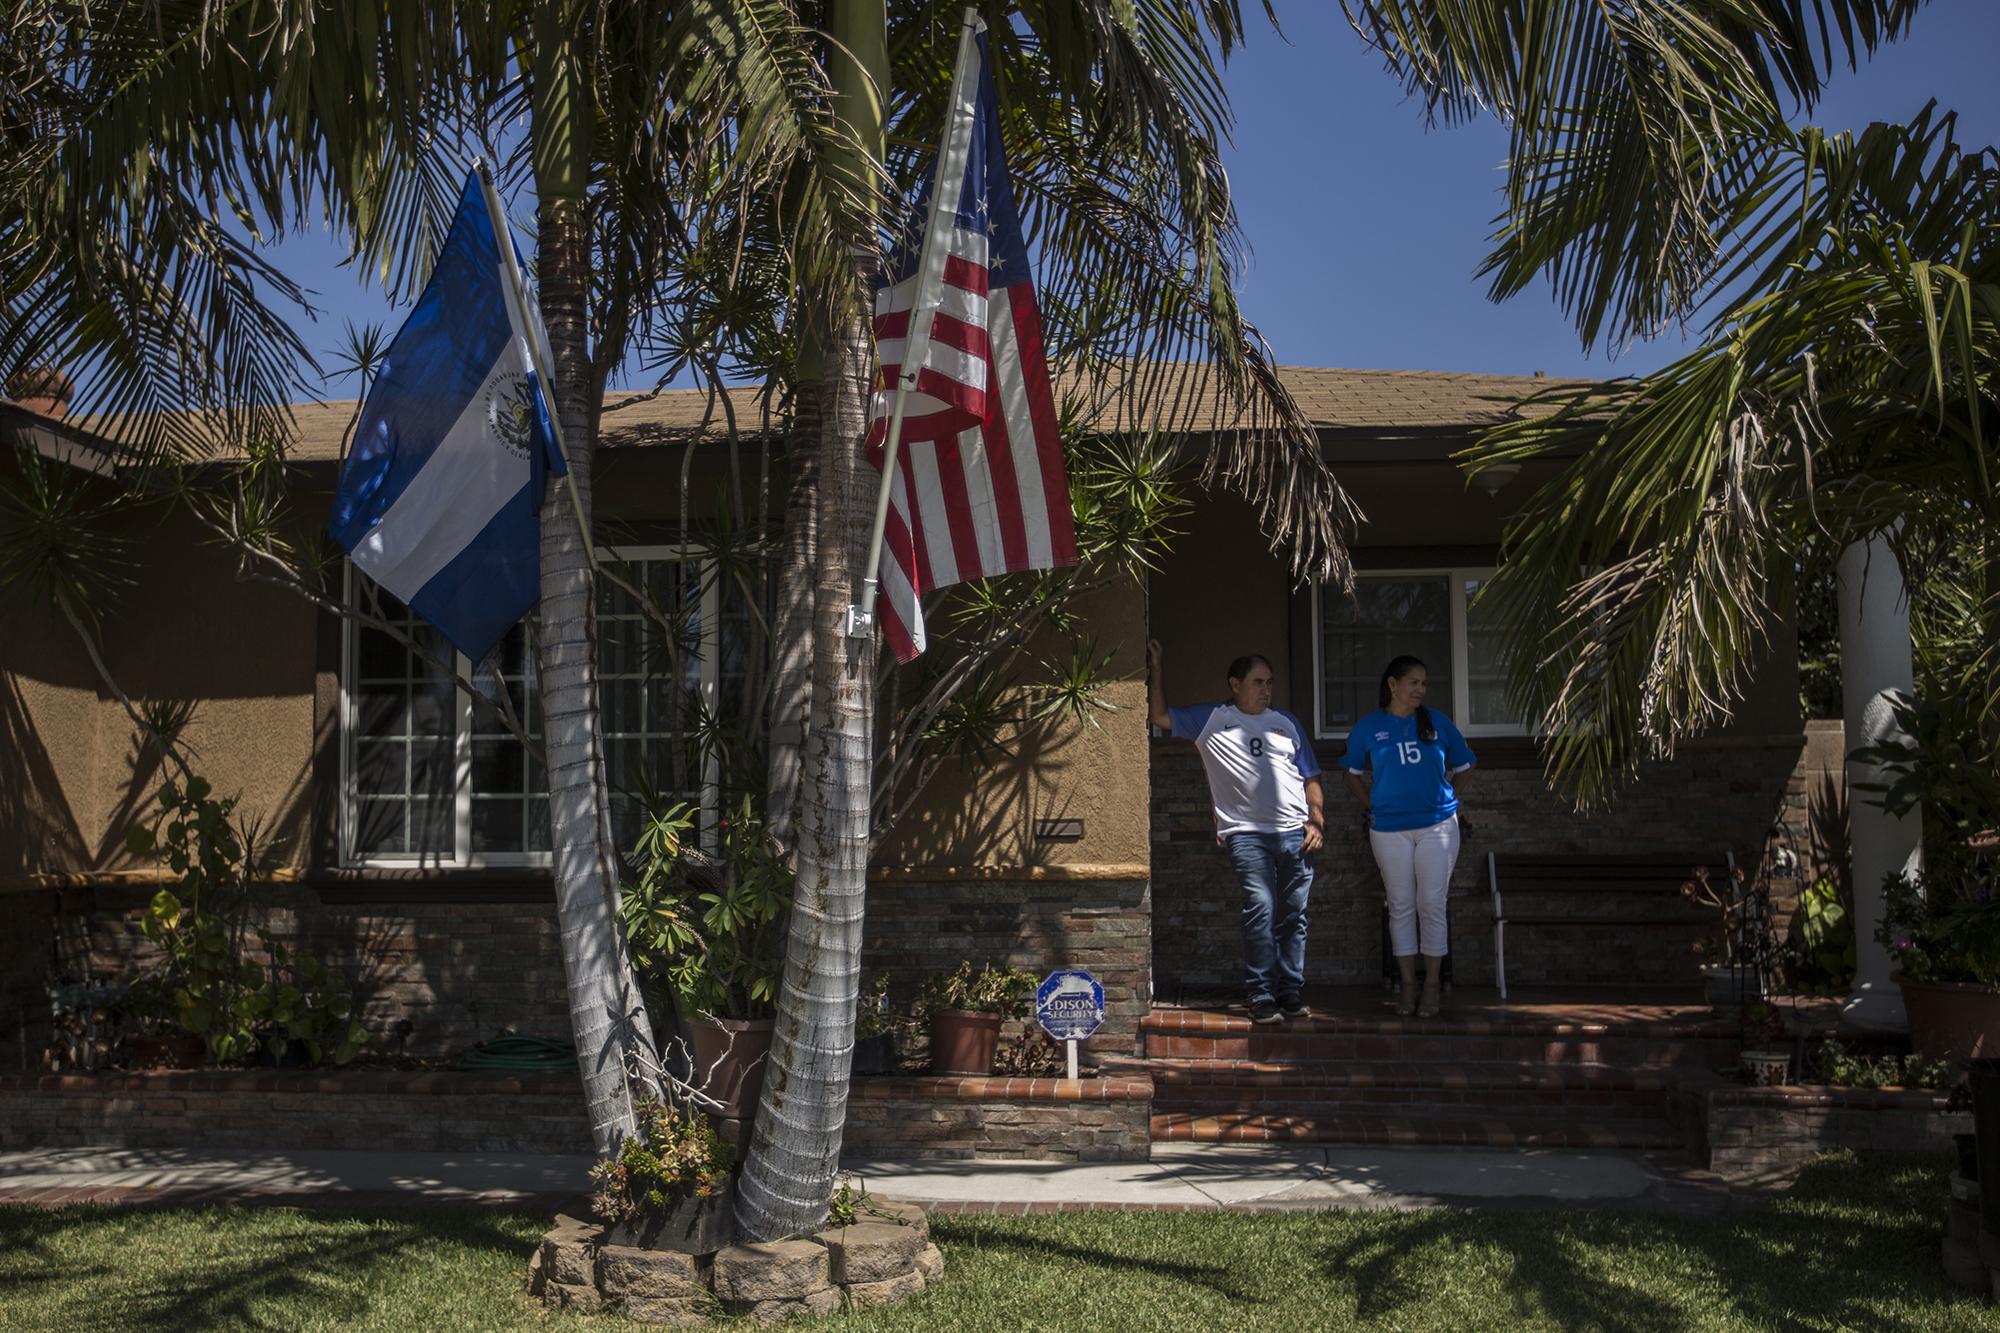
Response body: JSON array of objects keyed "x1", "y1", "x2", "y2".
[
  {"x1": 1248, "y1": 999, "x2": 1282, "y2": 1025},
  {"x1": 1277, "y1": 995, "x2": 1311, "y2": 1020}
]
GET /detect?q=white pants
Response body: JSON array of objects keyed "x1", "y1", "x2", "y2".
[{"x1": 1370, "y1": 815, "x2": 1460, "y2": 957}]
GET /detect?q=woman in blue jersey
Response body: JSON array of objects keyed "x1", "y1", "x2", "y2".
[{"x1": 1339, "y1": 655, "x2": 1476, "y2": 1017}]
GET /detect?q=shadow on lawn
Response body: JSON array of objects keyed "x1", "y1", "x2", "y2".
[
  {"x1": 1319, "y1": 1152, "x2": 1965, "y2": 1333},
  {"x1": 0, "y1": 1202, "x2": 537, "y2": 1330},
  {"x1": 951, "y1": 1227, "x2": 1272, "y2": 1306}
]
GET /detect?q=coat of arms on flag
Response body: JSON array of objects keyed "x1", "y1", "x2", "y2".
[
  {"x1": 866, "y1": 13, "x2": 1076, "y2": 663},
  {"x1": 326, "y1": 169, "x2": 567, "y2": 665}
]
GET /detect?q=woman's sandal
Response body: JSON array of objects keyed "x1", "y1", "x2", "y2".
[
  {"x1": 1395, "y1": 991, "x2": 1417, "y2": 1017},
  {"x1": 1417, "y1": 988, "x2": 1442, "y2": 1019}
]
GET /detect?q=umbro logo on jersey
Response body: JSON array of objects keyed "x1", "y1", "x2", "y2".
[{"x1": 1374, "y1": 731, "x2": 1390, "y2": 741}]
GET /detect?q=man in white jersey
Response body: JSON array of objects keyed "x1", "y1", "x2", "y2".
[{"x1": 1146, "y1": 639, "x2": 1324, "y2": 1024}]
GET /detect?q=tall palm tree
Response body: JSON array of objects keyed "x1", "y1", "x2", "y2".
[
  {"x1": 731, "y1": 0, "x2": 1381, "y2": 1239},
  {"x1": 0, "y1": 0, "x2": 873, "y2": 1158}
]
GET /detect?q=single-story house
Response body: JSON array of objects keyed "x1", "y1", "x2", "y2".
[{"x1": 0, "y1": 367, "x2": 1842, "y2": 1080}]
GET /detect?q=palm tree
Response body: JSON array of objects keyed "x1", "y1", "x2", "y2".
[
  {"x1": 0, "y1": 0, "x2": 873, "y2": 1158},
  {"x1": 1468, "y1": 105, "x2": 1998, "y2": 798}
]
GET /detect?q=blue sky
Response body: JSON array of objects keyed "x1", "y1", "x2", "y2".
[
  {"x1": 276, "y1": 2, "x2": 2000, "y2": 399},
  {"x1": 1222, "y1": 0, "x2": 2000, "y2": 379}
]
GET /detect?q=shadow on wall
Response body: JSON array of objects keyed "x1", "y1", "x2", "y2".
[
  {"x1": 877, "y1": 709, "x2": 1094, "y2": 868},
  {"x1": 1807, "y1": 766, "x2": 1852, "y2": 901},
  {"x1": 0, "y1": 671, "x2": 88, "y2": 879}
]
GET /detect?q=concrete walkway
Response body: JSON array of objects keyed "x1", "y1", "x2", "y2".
[
  {"x1": 846, "y1": 1145, "x2": 1732, "y2": 1215},
  {"x1": 0, "y1": 1144, "x2": 1735, "y2": 1215}
]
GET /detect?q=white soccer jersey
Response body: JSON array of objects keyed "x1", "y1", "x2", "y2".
[{"x1": 1167, "y1": 702, "x2": 1322, "y2": 836}]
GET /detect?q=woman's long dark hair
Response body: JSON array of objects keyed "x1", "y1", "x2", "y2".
[{"x1": 1379, "y1": 655, "x2": 1437, "y2": 743}]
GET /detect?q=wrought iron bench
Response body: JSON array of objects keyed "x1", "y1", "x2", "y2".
[{"x1": 1487, "y1": 850, "x2": 1735, "y2": 999}]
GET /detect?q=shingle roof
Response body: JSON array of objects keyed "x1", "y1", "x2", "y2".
[{"x1": 12, "y1": 367, "x2": 1588, "y2": 466}]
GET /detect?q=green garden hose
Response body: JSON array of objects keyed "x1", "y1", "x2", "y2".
[{"x1": 455, "y1": 1034, "x2": 576, "y2": 1071}]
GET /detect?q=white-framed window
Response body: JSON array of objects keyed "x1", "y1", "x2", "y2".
[
  {"x1": 1311, "y1": 568, "x2": 1523, "y2": 740},
  {"x1": 339, "y1": 546, "x2": 732, "y2": 868}
]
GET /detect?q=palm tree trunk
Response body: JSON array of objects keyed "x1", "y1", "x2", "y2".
[
  {"x1": 733, "y1": 0, "x2": 886, "y2": 1239},
  {"x1": 766, "y1": 362, "x2": 821, "y2": 856},
  {"x1": 532, "y1": 9, "x2": 639, "y2": 1157},
  {"x1": 736, "y1": 308, "x2": 875, "y2": 1240}
]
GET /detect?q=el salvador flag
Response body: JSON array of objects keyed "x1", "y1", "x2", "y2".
[{"x1": 328, "y1": 170, "x2": 567, "y2": 664}]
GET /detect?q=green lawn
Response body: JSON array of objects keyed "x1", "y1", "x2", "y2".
[{"x1": 0, "y1": 1152, "x2": 1989, "y2": 1331}]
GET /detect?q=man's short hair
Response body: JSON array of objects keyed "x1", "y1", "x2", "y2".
[{"x1": 1226, "y1": 653, "x2": 1275, "y2": 684}]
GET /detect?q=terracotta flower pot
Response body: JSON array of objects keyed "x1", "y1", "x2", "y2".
[
  {"x1": 928, "y1": 1009, "x2": 1002, "y2": 1076},
  {"x1": 687, "y1": 1015, "x2": 773, "y2": 1117},
  {"x1": 1896, "y1": 972, "x2": 2000, "y2": 1065}
]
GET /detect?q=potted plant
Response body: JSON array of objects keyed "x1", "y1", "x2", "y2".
[
  {"x1": 851, "y1": 973, "x2": 899, "y2": 1075},
  {"x1": 589, "y1": 1097, "x2": 736, "y2": 1253},
  {"x1": 1878, "y1": 863, "x2": 2000, "y2": 1064},
  {"x1": 920, "y1": 961, "x2": 1037, "y2": 1076},
  {"x1": 1737, "y1": 1001, "x2": 1791, "y2": 1086},
  {"x1": 1683, "y1": 858, "x2": 1779, "y2": 1006},
  {"x1": 1852, "y1": 693, "x2": 2000, "y2": 1065},
  {"x1": 620, "y1": 796, "x2": 789, "y2": 1116}
]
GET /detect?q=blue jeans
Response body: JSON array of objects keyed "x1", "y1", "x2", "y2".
[{"x1": 1224, "y1": 828, "x2": 1314, "y2": 1004}]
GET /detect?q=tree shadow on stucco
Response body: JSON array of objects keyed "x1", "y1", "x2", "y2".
[
  {"x1": 0, "y1": 1202, "x2": 538, "y2": 1330},
  {"x1": 0, "y1": 670, "x2": 90, "y2": 878},
  {"x1": 877, "y1": 708, "x2": 1094, "y2": 869},
  {"x1": 1315, "y1": 1152, "x2": 1965, "y2": 1333}
]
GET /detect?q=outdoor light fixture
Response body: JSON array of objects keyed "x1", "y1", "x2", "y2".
[{"x1": 1471, "y1": 462, "x2": 1522, "y2": 496}]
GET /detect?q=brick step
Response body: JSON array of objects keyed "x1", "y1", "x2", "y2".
[
  {"x1": 1141, "y1": 1029, "x2": 1738, "y2": 1070},
  {"x1": 1102, "y1": 1057, "x2": 1684, "y2": 1115},
  {"x1": 1150, "y1": 1107, "x2": 1684, "y2": 1149},
  {"x1": 1141, "y1": 1006, "x2": 1736, "y2": 1040},
  {"x1": 1102, "y1": 1055, "x2": 1681, "y2": 1092},
  {"x1": 1153, "y1": 1087, "x2": 1672, "y2": 1118}
]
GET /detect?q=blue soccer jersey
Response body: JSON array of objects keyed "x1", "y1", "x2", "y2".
[
  {"x1": 1340, "y1": 709, "x2": 1476, "y2": 832},
  {"x1": 1167, "y1": 702, "x2": 1322, "y2": 836}
]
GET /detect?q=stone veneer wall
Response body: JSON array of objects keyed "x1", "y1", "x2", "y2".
[
  {"x1": 0, "y1": 1071, "x2": 1153, "y2": 1160},
  {"x1": 0, "y1": 892, "x2": 54, "y2": 1073},
  {"x1": 1696, "y1": 1086, "x2": 1969, "y2": 1179},
  {"x1": 37, "y1": 883, "x2": 572, "y2": 1060},
  {"x1": 1151, "y1": 735, "x2": 1820, "y2": 995},
  {"x1": 859, "y1": 874, "x2": 1151, "y2": 1058},
  {"x1": 0, "y1": 1070, "x2": 594, "y2": 1153},
  {"x1": 10, "y1": 872, "x2": 1150, "y2": 1065}
]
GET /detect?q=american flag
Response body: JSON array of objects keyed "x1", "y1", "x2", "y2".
[{"x1": 868, "y1": 18, "x2": 1075, "y2": 663}]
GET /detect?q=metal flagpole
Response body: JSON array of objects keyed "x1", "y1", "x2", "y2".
[
  {"x1": 844, "y1": 7, "x2": 985, "y2": 644},
  {"x1": 476, "y1": 159, "x2": 599, "y2": 572}
]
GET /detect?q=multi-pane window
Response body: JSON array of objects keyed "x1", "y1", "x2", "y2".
[
  {"x1": 341, "y1": 548, "x2": 731, "y2": 867},
  {"x1": 1313, "y1": 570, "x2": 1522, "y2": 739}
]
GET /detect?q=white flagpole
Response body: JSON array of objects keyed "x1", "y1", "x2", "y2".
[
  {"x1": 476, "y1": 159, "x2": 599, "y2": 571},
  {"x1": 845, "y1": 7, "x2": 985, "y2": 644}
]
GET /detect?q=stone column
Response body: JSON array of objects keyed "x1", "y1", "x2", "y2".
[{"x1": 1837, "y1": 535, "x2": 1920, "y2": 1032}]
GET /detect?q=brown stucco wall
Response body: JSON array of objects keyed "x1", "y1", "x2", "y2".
[
  {"x1": 0, "y1": 483, "x2": 318, "y2": 880},
  {"x1": 872, "y1": 580, "x2": 1151, "y2": 871}
]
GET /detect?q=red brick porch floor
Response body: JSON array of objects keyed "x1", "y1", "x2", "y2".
[{"x1": 1114, "y1": 987, "x2": 1742, "y2": 1151}]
